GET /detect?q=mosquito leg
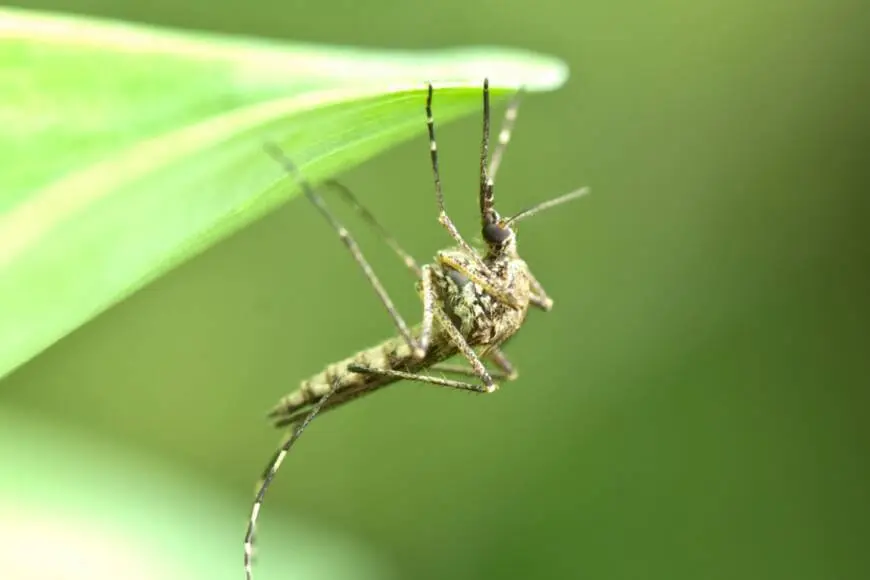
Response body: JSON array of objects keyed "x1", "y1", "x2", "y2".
[
  {"x1": 430, "y1": 363, "x2": 513, "y2": 381},
  {"x1": 321, "y1": 179, "x2": 422, "y2": 277},
  {"x1": 488, "y1": 88, "x2": 524, "y2": 184},
  {"x1": 264, "y1": 143, "x2": 425, "y2": 358},
  {"x1": 278, "y1": 343, "x2": 514, "y2": 428},
  {"x1": 431, "y1": 348, "x2": 518, "y2": 381},
  {"x1": 425, "y1": 83, "x2": 490, "y2": 274},
  {"x1": 434, "y1": 307, "x2": 498, "y2": 392},
  {"x1": 350, "y1": 303, "x2": 497, "y2": 393},
  {"x1": 416, "y1": 264, "x2": 436, "y2": 355},
  {"x1": 244, "y1": 376, "x2": 341, "y2": 580},
  {"x1": 270, "y1": 264, "x2": 436, "y2": 428},
  {"x1": 527, "y1": 270, "x2": 554, "y2": 311},
  {"x1": 530, "y1": 295, "x2": 553, "y2": 311},
  {"x1": 437, "y1": 252, "x2": 521, "y2": 309},
  {"x1": 486, "y1": 348, "x2": 519, "y2": 380},
  {"x1": 347, "y1": 364, "x2": 491, "y2": 394}
]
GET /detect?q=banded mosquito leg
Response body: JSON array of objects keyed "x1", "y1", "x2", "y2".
[
  {"x1": 425, "y1": 83, "x2": 489, "y2": 274},
  {"x1": 487, "y1": 87, "x2": 524, "y2": 184},
  {"x1": 431, "y1": 347, "x2": 519, "y2": 381},
  {"x1": 346, "y1": 365, "x2": 491, "y2": 394},
  {"x1": 321, "y1": 179, "x2": 422, "y2": 277},
  {"x1": 428, "y1": 81, "x2": 517, "y2": 308},
  {"x1": 528, "y1": 270, "x2": 554, "y2": 311},
  {"x1": 351, "y1": 304, "x2": 499, "y2": 394},
  {"x1": 487, "y1": 348, "x2": 518, "y2": 379},
  {"x1": 244, "y1": 377, "x2": 341, "y2": 580},
  {"x1": 264, "y1": 143, "x2": 425, "y2": 359},
  {"x1": 323, "y1": 178, "x2": 445, "y2": 351}
]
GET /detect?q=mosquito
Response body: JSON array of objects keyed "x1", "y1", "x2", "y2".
[{"x1": 243, "y1": 79, "x2": 589, "y2": 580}]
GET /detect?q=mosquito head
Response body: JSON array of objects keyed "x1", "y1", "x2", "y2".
[
  {"x1": 472, "y1": 77, "x2": 589, "y2": 259},
  {"x1": 484, "y1": 187, "x2": 592, "y2": 258},
  {"x1": 481, "y1": 211, "x2": 518, "y2": 259}
]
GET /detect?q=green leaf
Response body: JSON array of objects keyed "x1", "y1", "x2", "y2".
[{"x1": 0, "y1": 7, "x2": 568, "y2": 379}]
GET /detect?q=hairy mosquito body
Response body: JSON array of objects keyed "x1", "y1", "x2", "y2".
[
  {"x1": 269, "y1": 248, "x2": 532, "y2": 427},
  {"x1": 243, "y1": 79, "x2": 589, "y2": 580}
]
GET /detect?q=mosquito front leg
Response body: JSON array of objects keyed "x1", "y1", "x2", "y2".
[{"x1": 264, "y1": 143, "x2": 425, "y2": 358}]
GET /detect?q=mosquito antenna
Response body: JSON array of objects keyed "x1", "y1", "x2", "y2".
[{"x1": 503, "y1": 187, "x2": 591, "y2": 227}]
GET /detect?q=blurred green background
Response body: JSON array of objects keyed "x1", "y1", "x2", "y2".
[{"x1": 2, "y1": 1, "x2": 868, "y2": 579}]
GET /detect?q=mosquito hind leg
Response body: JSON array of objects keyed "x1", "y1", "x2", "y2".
[
  {"x1": 244, "y1": 376, "x2": 341, "y2": 580},
  {"x1": 264, "y1": 143, "x2": 425, "y2": 358}
]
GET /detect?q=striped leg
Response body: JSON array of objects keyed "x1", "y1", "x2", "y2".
[
  {"x1": 244, "y1": 377, "x2": 341, "y2": 580},
  {"x1": 345, "y1": 364, "x2": 491, "y2": 393},
  {"x1": 488, "y1": 87, "x2": 524, "y2": 185},
  {"x1": 431, "y1": 347, "x2": 519, "y2": 381},
  {"x1": 425, "y1": 82, "x2": 490, "y2": 275},
  {"x1": 264, "y1": 143, "x2": 426, "y2": 359},
  {"x1": 321, "y1": 179, "x2": 422, "y2": 277}
]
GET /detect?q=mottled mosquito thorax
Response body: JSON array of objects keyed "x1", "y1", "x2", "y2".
[{"x1": 436, "y1": 249, "x2": 532, "y2": 346}]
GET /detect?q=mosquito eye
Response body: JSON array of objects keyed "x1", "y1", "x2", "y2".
[{"x1": 482, "y1": 222, "x2": 512, "y2": 245}]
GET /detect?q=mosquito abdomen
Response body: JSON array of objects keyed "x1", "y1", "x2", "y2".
[{"x1": 268, "y1": 332, "x2": 419, "y2": 421}]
